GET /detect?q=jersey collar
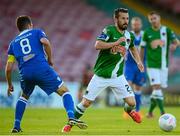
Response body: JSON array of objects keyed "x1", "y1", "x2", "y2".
[{"x1": 19, "y1": 29, "x2": 32, "y2": 36}]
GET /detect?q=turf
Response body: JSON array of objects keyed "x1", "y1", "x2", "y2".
[{"x1": 0, "y1": 107, "x2": 179, "y2": 135}]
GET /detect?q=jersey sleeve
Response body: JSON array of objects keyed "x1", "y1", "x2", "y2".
[
  {"x1": 38, "y1": 29, "x2": 48, "y2": 40},
  {"x1": 97, "y1": 26, "x2": 111, "y2": 42},
  {"x1": 140, "y1": 31, "x2": 147, "y2": 48},
  {"x1": 129, "y1": 32, "x2": 135, "y2": 48},
  {"x1": 7, "y1": 42, "x2": 14, "y2": 55},
  {"x1": 7, "y1": 42, "x2": 15, "y2": 62},
  {"x1": 167, "y1": 27, "x2": 177, "y2": 42}
]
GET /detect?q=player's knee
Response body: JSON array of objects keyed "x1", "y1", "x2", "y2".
[
  {"x1": 56, "y1": 85, "x2": 69, "y2": 96},
  {"x1": 82, "y1": 98, "x2": 92, "y2": 108},
  {"x1": 128, "y1": 101, "x2": 136, "y2": 107},
  {"x1": 22, "y1": 93, "x2": 29, "y2": 100},
  {"x1": 152, "y1": 84, "x2": 161, "y2": 90}
]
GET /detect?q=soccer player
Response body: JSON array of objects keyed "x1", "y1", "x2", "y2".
[
  {"x1": 62, "y1": 8, "x2": 144, "y2": 132},
  {"x1": 124, "y1": 17, "x2": 146, "y2": 113},
  {"x1": 140, "y1": 11, "x2": 180, "y2": 118},
  {"x1": 5, "y1": 15, "x2": 87, "y2": 133}
]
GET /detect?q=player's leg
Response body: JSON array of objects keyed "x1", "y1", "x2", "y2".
[
  {"x1": 147, "y1": 68, "x2": 164, "y2": 117},
  {"x1": 56, "y1": 84, "x2": 75, "y2": 119},
  {"x1": 151, "y1": 85, "x2": 165, "y2": 115},
  {"x1": 62, "y1": 75, "x2": 107, "y2": 132},
  {"x1": 12, "y1": 80, "x2": 35, "y2": 133},
  {"x1": 112, "y1": 75, "x2": 141, "y2": 123},
  {"x1": 156, "y1": 68, "x2": 168, "y2": 115},
  {"x1": 123, "y1": 66, "x2": 136, "y2": 119},
  {"x1": 133, "y1": 71, "x2": 146, "y2": 113},
  {"x1": 56, "y1": 84, "x2": 88, "y2": 130},
  {"x1": 133, "y1": 85, "x2": 142, "y2": 112}
]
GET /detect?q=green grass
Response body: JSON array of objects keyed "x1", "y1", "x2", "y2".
[{"x1": 0, "y1": 107, "x2": 180, "y2": 135}]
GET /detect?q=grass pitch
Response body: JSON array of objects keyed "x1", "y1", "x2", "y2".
[{"x1": 0, "y1": 107, "x2": 180, "y2": 135}]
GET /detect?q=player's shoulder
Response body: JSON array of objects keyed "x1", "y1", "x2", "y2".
[
  {"x1": 103, "y1": 25, "x2": 116, "y2": 31},
  {"x1": 143, "y1": 27, "x2": 152, "y2": 33},
  {"x1": 32, "y1": 28, "x2": 45, "y2": 33}
]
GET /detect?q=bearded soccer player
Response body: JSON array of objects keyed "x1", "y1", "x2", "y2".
[
  {"x1": 5, "y1": 15, "x2": 87, "y2": 133},
  {"x1": 140, "y1": 11, "x2": 180, "y2": 118},
  {"x1": 62, "y1": 8, "x2": 144, "y2": 132}
]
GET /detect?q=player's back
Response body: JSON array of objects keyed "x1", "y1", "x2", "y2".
[
  {"x1": 9, "y1": 28, "x2": 48, "y2": 70},
  {"x1": 8, "y1": 28, "x2": 51, "y2": 79}
]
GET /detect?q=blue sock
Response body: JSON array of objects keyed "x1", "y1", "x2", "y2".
[
  {"x1": 134, "y1": 91, "x2": 141, "y2": 112},
  {"x1": 14, "y1": 96, "x2": 27, "y2": 129},
  {"x1": 62, "y1": 92, "x2": 75, "y2": 119}
]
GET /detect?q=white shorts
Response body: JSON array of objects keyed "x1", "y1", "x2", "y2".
[
  {"x1": 83, "y1": 74, "x2": 134, "y2": 101},
  {"x1": 147, "y1": 68, "x2": 168, "y2": 88}
]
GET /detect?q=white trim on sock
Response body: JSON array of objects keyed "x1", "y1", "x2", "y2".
[
  {"x1": 134, "y1": 90, "x2": 142, "y2": 95},
  {"x1": 77, "y1": 102, "x2": 86, "y2": 112},
  {"x1": 151, "y1": 89, "x2": 163, "y2": 100},
  {"x1": 62, "y1": 92, "x2": 71, "y2": 98}
]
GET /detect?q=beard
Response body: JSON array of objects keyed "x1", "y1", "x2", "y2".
[{"x1": 117, "y1": 23, "x2": 128, "y2": 31}]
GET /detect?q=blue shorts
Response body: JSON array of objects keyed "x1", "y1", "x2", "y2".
[
  {"x1": 124, "y1": 65, "x2": 146, "y2": 87},
  {"x1": 20, "y1": 65, "x2": 63, "y2": 97}
]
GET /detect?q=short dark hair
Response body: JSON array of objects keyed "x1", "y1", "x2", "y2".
[
  {"x1": 16, "y1": 15, "x2": 32, "y2": 31},
  {"x1": 114, "y1": 8, "x2": 128, "y2": 18},
  {"x1": 148, "y1": 11, "x2": 160, "y2": 16}
]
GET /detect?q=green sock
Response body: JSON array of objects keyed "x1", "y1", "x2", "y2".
[
  {"x1": 148, "y1": 98, "x2": 157, "y2": 113},
  {"x1": 156, "y1": 99, "x2": 165, "y2": 114},
  {"x1": 124, "y1": 103, "x2": 135, "y2": 113}
]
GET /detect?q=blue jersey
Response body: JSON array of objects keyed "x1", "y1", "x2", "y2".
[
  {"x1": 8, "y1": 29, "x2": 48, "y2": 72},
  {"x1": 7, "y1": 28, "x2": 63, "y2": 96}
]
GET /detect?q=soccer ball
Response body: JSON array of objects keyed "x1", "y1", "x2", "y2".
[{"x1": 158, "y1": 113, "x2": 176, "y2": 132}]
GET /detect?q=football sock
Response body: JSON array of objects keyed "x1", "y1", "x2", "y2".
[
  {"x1": 149, "y1": 89, "x2": 163, "y2": 114},
  {"x1": 14, "y1": 96, "x2": 27, "y2": 129},
  {"x1": 134, "y1": 90, "x2": 142, "y2": 112},
  {"x1": 124, "y1": 103, "x2": 135, "y2": 113},
  {"x1": 62, "y1": 92, "x2": 75, "y2": 119},
  {"x1": 148, "y1": 98, "x2": 157, "y2": 113},
  {"x1": 156, "y1": 98, "x2": 165, "y2": 115},
  {"x1": 74, "y1": 102, "x2": 86, "y2": 119}
]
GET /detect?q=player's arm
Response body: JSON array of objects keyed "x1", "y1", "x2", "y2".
[
  {"x1": 40, "y1": 38, "x2": 53, "y2": 66},
  {"x1": 95, "y1": 38, "x2": 126, "y2": 50},
  {"x1": 129, "y1": 47, "x2": 144, "y2": 72},
  {"x1": 5, "y1": 55, "x2": 15, "y2": 96},
  {"x1": 140, "y1": 31, "x2": 147, "y2": 62},
  {"x1": 170, "y1": 38, "x2": 180, "y2": 51},
  {"x1": 167, "y1": 28, "x2": 180, "y2": 51},
  {"x1": 140, "y1": 47, "x2": 145, "y2": 63},
  {"x1": 95, "y1": 26, "x2": 125, "y2": 50}
]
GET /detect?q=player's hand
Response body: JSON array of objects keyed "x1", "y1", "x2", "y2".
[
  {"x1": 137, "y1": 62, "x2": 144, "y2": 72},
  {"x1": 151, "y1": 40, "x2": 164, "y2": 49},
  {"x1": 117, "y1": 45, "x2": 126, "y2": 57},
  {"x1": 170, "y1": 44, "x2": 178, "y2": 52},
  {"x1": 114, "y1": 37, "x2": 126, "y2": 46},
  {"x1": 7, "y1": 85, "x2": 14, "y2": 96},
  {"x1": 111, "y1": 45, "x2": 126, "y2": 56}
]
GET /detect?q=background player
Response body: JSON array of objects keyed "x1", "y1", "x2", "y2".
[
  {"x1": 62, "y1": 8, "x2": 144, "y2": 132},
  {"x1": 5, "y1": 15, "x2": 87, "y2": 133},
  {"x1": 124, "y1": 17, "x2": 146, "y2": 114},
  {"x1": 140, "y1": 11, "x2": 180, "y2": 118}
]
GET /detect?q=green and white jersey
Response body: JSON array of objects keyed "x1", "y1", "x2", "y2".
[
  {"x1": 141, "y1": 25, "x2": 176, "y2": 69},
  {"x1": 93, "y1": 25, "x2": 135, "y2": 78}
]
